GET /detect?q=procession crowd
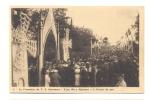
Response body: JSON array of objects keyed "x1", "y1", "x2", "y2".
[{"x1": 35, "y1": 53, "x2": 139, "y2": 87}]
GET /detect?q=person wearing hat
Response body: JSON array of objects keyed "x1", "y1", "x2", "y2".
[
  {"x1": 80, "y1": 64, "x2": 89, "y2": 86},
  {"x1": 115, "y1": 74, "x2": 127, "y2": 87},
  {"x1": 50, "y1": 69, "x2": 61, "y2": 86}
]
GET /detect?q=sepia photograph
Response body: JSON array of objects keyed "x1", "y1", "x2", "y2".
[{"x1": 10, "y1": 6, "x2": 144, "y2": 93}]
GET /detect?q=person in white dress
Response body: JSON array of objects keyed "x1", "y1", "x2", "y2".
[
  {"x1": 116, "y1": 74, "x2": 127, "y2": 87},
  {"x1": 45, "y1": 69, "x2": 51, "y2": 87},
  {"x1": 74, "y1": 63, "x2": 81, "y2": 86}
]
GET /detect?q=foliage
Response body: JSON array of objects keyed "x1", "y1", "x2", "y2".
[
  {"x1": 53, "y1": 8, "x2": 72, "y2": 38},
  {"x1": 71, "y1": 26, "x2": 95, "y2": 59}
]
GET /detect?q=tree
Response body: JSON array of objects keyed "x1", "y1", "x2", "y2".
[
  {"x1": 135, "y1": 14, "x2": 139, "y2": 42},
  {"x1": 132, "y1": 14, "x2": 139, "y2": 60},
  {"x1": 53, "y1": 8, "x2": 72, "y2": 38},
  {"x1": 71, "y1": 26, "x2": 95, "y2": 59}
]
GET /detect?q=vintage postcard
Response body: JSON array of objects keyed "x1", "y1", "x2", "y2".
[{"x1": 10, "y1": 6, "x2": 144, "y2": 93}]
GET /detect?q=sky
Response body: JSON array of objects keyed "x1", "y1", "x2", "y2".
[{"x1": 67, "y1": 6, "x2": 141, "y2": 44}]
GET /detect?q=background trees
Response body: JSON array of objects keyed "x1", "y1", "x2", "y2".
[{"x1": 71, "y1": 26, "x2": 96, "y2": 59}]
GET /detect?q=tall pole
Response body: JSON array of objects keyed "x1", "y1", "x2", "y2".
[
  {"x1": 91, "y1": 37, "x2": 92, "y2": 57},
  {"x1": 39, "y1": 10, "x2": 44, "y2": 86},
  {"x1": 56, "y1": 20, "x2": 60, "y2": 61}
]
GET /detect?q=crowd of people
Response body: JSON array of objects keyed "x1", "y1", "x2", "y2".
[{"x1": 39, "y1": 53, "x2": 139, "y2": 87}]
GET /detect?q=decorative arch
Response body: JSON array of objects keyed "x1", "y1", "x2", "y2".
[
  {"x1": 41, "y1": 9, "x2": 59, "y2": 62},
  {"x1": 41, "y1": 9, "x2": 58, "y2": 54},
  {"x1": 43, "y1": 28, "x2": 57, "y2": 52},
  {"x1": 43, "y1": 29, "x2": 57, "y2": 63},
  {"x1": 39, "y1": 9, "x2": 59, "y2": 86}
]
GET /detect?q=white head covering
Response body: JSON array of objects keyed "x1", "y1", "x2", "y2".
[{"x1": 53, "y1": 69, "x2": 58, "y2": 73}]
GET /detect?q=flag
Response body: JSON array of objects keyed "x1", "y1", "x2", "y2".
[
  {"x1": 125, "y1": 32, "x2": 128, "y2": 37},
  {"x1": 128, "y1": 29, "x2": 131, "y2": 35}
]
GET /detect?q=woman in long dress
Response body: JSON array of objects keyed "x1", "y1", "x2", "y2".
[
  {"x1": 74, "y1": 63, "x2": 80, "y2": 86},
  {"x1": 115, "y1": 74, "x2": 127, "y2": 87},
  {"x1": 45, "y1": 69, "x2": 50, "y2": 87}
]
